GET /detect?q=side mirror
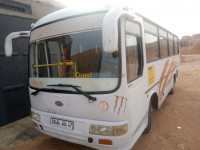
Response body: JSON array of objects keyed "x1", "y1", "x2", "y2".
[
  {"x1": 102, "y1": 6, "x2": 135, "y2": 53},
  {"x1": 5, "y1": 31, "x2": 30, "y2": 57}
]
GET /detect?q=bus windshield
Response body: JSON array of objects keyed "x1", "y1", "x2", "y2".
[{"x1": 29, "y1": 30, "x2": 120, "y2": 92}]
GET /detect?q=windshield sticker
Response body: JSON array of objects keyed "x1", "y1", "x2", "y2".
[{"x1": 74, "y1": 72, "x2": 111, "y2": 78}]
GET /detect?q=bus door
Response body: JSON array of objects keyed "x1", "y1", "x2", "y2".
[{"x1": 125, "y1": 20, "x2": 147, "y2": 126}]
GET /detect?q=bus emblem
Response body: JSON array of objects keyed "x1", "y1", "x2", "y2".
[{"x1": 99, "y1": 101, "x2": 109, "y2": 111}]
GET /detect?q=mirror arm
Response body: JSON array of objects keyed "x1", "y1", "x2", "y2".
[
  {"x1": 102, "y1": 6, "x2": 135, "y2": 53},
  {"x1": 5, "y1": 31, "x2": 30, "y2": 57}
]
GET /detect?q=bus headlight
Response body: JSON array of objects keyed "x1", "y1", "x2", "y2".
[
  {"x1": 31, "y1": 111, "x2": 40, "y2": 122},
  {"x1": 113, "y1": 124, "x2": 128, "y2": 136},
  {"x1": 89, "y1": 124, "x2": 127, "y2": 136}
]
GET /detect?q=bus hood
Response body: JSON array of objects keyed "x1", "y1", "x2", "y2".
[{"x1": 29, "y1": 88, "x2": 129, "y2": 122}]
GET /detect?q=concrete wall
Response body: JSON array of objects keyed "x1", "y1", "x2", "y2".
[{"x1": 0, "y1": 0, "x2": 64, "y2": 20}]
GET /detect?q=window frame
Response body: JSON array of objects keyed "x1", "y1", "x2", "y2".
[{"x1": 125, "y1": 19, "x2": 144, "y2": 83}]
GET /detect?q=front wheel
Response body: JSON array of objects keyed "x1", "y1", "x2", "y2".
[{"x1": 143, "y1": 102, "x2": 152, "y2": 134}]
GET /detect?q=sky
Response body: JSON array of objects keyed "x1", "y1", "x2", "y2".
[{"x1": 56, "y1": 0, "x2": 200, "y2": 38}]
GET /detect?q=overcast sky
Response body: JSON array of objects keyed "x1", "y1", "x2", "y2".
[{"x1": 56, "y1": 0, "x2": 200, "y2": 38}]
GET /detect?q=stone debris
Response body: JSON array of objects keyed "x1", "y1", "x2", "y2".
[{"x1": 177, "y1": 143, "x2": 185, "y2": 150}]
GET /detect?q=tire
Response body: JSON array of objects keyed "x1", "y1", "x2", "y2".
[
  {"x1": 143, "y1": 102, "x2": 152, "y2": 134},
  {"x1": 169, "y1": 77, "x2": 175, "y2": 95}
]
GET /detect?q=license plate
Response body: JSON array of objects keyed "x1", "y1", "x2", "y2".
[{"x1": 50, "y1": 118, "x2": 74, "y2": 130}]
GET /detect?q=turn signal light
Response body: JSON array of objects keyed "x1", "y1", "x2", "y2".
[
  {"x1": 99, "y1": 139, "x2": 113, "y2": 145},
  {"x1": 33, "y1": 121, "x2": 38, "y2": 128}
]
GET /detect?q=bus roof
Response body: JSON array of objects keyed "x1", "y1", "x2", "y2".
[
  {"x1": 32, "y1": 7, "x2": 109, "y2": 30},
  {"x1": 32, "y1": 6, "x2": 178, "y2": 37}
]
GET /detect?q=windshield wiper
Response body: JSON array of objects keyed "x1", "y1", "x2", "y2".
[
  {"x1": 31, "y1": 88, "x2": 57, "y2": 96},
  {"x1": 47, "y1": 84, "x2": 97, "y2": 102}
]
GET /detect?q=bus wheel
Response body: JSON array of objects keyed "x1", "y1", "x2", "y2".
[
  {"x1": 143, "y1": 102, "x2": 152, "y2": 134},
  {"x1": 169, "y1": 76, "x2": 175, "y2": 95}
]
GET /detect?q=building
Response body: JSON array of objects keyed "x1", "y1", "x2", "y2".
[
  {"x1": 179, "y1": 34, "x2": 200, "y2": 48},
  {"x1": 0, "y1": 0, "x2": 63, "y2": 126},
  {"x1": 179, "y1": 34, "x2": 200, "y2": 55}
]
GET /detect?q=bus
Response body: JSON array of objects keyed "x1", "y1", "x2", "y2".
[{"x1": 5, "y1": 6, "x2": 179, "y2": 150}]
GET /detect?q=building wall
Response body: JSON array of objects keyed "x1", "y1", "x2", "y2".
[
  {"x1": 0, "y1": 0, "x2": 63, "y2": 126},
  {"x1": 0, "y1": 15, "x2": 36, "y2": 126},
  {"x1": 179, "y1": 34, "x2": 200, "y2": 55},
  {"x1": 0, "y1": 0, "x2": 63, "y2": 20}
]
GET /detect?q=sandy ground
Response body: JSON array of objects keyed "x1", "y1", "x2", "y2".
[{"x1": 1, "y1": 60, "x2": 200, "y2": 150}]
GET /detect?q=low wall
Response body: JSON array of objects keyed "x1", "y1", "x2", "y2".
[{"x1": 181, "y1": 55, "x2": 200, "y2": 62}]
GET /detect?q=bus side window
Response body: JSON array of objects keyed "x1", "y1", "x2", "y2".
[
  {"x1": 168, "y1": 33, "x2": 174, "y2": 56},
  {"x1": 126, "y1": 35, "x2": 143, "y2": 83},
  {"x1": 174, "y1": 36, "x2": 179, "y2": 55},
  {"x1": 159, "y1": 29, "x2": 168, "y2": 58},
  {"x1": 125, "y1": 21, "x2": 143, "y2": 83},
  {"x1": 145, "y1": 33, "x2": 159, "y2": 62}
]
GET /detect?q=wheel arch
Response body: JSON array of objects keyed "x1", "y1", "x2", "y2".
[
  {"x1": 174, "y1": 73, "x2": 176, "y2": 83},
  {"x1": 148, "y1": 91, "x2": 158, "y2": 110}
]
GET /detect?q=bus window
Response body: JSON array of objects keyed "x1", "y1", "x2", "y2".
[
  {"x1": 168, "y1": 40, "x2": 174, "y2": 56},
  {"x1": 144, "y1": 21, "x2": 158, "y2": 34},
  {"x1": 125, "y1": 21, "x2": 143, "y2": 83},
  {"x1": 168, "y1": 33, "x2": 174, "y2": 56},
  {"x1": 159, "y1": 29, "x2": 168, "y2": 58},
  {"x1": 145, "y1": 33, "x2": 159, "y2": 62},
  {"x1": 47, "y1": 39, "x2": 61, "y2": 77},
  {"x1": 174, "y1": 36, "x2": 179, "y2": 55},
  {"x1": 159, "y1": 37, "x2": 168, "y2": 58},
  {"x1": 126, "y1": 35, "x2": 143, "y2": 83},
  {"x1": 37, "y1": 42, "x2": 49, "y2": 77}
]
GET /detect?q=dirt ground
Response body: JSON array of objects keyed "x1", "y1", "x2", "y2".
[{"x1": 0, "y1": 59, "x2": 200, "y2": 150}]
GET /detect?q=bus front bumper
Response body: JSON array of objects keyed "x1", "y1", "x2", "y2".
[{"x1": 31, "y1": 108, "x2": 134, "y2": 150}]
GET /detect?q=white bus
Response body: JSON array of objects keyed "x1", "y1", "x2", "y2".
[{"x1": 5, "y1": 6, "x2": 179, "y2": 150}]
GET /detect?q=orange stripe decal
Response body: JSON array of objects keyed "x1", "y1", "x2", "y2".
[
  {"x1": 159, "y1": 59, "x2": 175, "y2": 100},
  {"x1": 118, "y1": 97, "x2": 124, "y2": 115},
  {"x1": 114, "y1": 96, "x2": 119, "y2": 112},
  {"x1": 158, "y1": 59, "x2": 170, "y2": 96},
  {"x1": 123, "y1": 98, "x2": 128, "y2": 114},
  {"x1": 167, "y1": 61, "x2": 176, "y2": 86}
]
